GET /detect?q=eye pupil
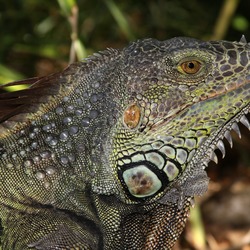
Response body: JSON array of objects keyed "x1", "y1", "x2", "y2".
[{"x1": 188, "y1": 62, "x2": 195, "y2": 69}]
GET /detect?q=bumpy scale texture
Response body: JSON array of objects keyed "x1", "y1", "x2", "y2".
[{"x1": 0, "y1": 37, "x2": 250, "y2": 249}]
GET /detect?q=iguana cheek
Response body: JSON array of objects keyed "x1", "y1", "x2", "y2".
[{"x1": 122, "y1": 166, "x2": 162, "y2": 198}]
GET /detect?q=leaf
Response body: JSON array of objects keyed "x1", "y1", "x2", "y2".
[
  {"x1": 0, "y1": 64, "x2": 28, "y2": 91},
  {"x1": 57, "y1": 0, "x2": 76, "y2": 16},
  {"x1": 104, "y1": 0, "x2": 135, "y2": 40}
]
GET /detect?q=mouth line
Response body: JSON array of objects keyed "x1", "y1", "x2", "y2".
[
  {"x1": 150, "y1": 81, "x2": 250, "y2": 133},
  {"x1": 149, "y1": 103, "x2": 189, "y2": 131}
]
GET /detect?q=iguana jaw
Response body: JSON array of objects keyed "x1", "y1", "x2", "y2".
[
  {"x1": 189, "y1": 104, "x2": 250, "y2": 169},
  {"x1": 158, "y1": 103, "x2": 249, "y2": 207}
]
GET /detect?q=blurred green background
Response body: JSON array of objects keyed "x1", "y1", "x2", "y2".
[
  {"x1": 0, "y1": 1, "x2": 250, "y2": 249},
  {"x1": 0, "y1": 0, "x2": 249, "y2": 82}
]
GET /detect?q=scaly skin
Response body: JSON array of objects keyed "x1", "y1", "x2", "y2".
[{"x1": 0, "y1": 37, "x2": 249, "y2": 249}]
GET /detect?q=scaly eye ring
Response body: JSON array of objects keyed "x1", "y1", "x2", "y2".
[{"x1": 123, "y1": 103, "x2": 141, "y2": 129}]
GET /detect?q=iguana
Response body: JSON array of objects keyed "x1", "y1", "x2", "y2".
[{"x1": 0, "y1": 36, "x2": 249, "y2": 250}]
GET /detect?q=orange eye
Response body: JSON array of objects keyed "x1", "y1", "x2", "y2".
[
  {"x1": 123, "y1": 104, "x2": 141, "y2": 129},
  {"x1": 180, "y1": 60, "x2": 201, "y2": 74}
]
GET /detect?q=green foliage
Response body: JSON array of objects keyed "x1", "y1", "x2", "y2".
[
  {"x1": 57, "y1": 0, "x2": 76, "y2": 16},
  {"x1": 0, "y1": 0, "x2": 249, "y2": 82},
  {"x1": 104, "y1": 0, "x2": 135, "y2": 40},
  {"x1": 0, "y1": 64, "x2": 24, "y2": 84},
  {"x1": 232, "y1": 15, "x2": 249, "y2": 31}
]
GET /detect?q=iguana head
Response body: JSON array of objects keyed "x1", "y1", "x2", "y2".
[{"x1": 111, "y1": 37, "x2": 250, "y2": 204}]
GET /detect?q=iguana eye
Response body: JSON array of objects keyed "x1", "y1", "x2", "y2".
[
  {"x1": 123, "y1": 104, "x2": 141, "y2": 129},
  {"x1": 179, "y1": 60, "x2": 201, "y2": 74}
]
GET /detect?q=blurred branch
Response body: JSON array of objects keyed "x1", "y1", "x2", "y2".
[
  {"x1": 210, "y1": 0, "x2": 240, "y2": 40},
  {"x1": 57, "y1": 0, "x2": 87, "y2": 63},
  {"x1": 189, "y1": 201, "x2": 206, "y2": 250},
  {"x1": 68, "y1": 5, "x2": 84, "y2": 63}
]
